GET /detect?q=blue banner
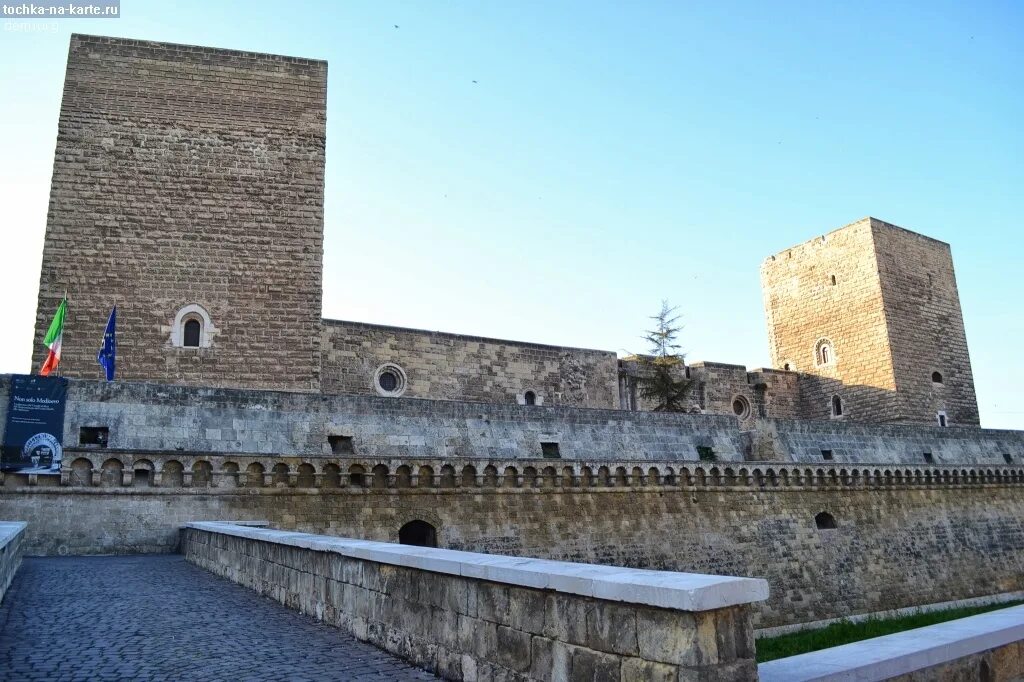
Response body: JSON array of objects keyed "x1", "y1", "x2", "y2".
[{"x1": 2, "y1": 374, "x2": 67, "y2": 473}]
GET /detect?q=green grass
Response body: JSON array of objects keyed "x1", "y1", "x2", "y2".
[{"x1": 756, "y1": 600, "x2": 1024, "y2": 663}]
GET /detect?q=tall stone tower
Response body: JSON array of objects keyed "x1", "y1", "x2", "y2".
[
  {"x1": 32, "y1": 35, "x2": 326, "y2": 391},
  {"x1": 761, "y1": 217, "x2": 979, "y2": 425}
]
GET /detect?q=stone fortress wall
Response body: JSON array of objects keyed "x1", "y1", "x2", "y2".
[
  {"x1": 5, "y1": 372, "x2": 1024, "y2": 633},
  {"x1": 321, "y1": 320, "x2": 619, "y2": 409},
  {"x1": 4, "y1": 442, "x2": 1024, "y2": 631},
  {"x1": 32, "y1": 34, "x2": 327, "y2": 392}
]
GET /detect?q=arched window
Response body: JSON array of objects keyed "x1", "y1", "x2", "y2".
[
  {"x1": 931, "y1": 371, "x2": 943, "y2": 384},
  {"x1": 815, "y1": 338, "x2": 835, "y2": 367},
  {"x1": 171, "y1": 303, "x2": 215, "y2": 348},
  {"x1": 831, "y1": 395, "x2": 843, "y2": 417},
  {"x1": 524, "y1": 391, "x2": 536, "y2": 406},
  {"x1": 399, "y1": 520, "x2": 438, "y2": 548},
  {"x1": 815, "y1": 511, "x2": 837, "y2": 530},
  {"x1": 183, "y1": 319, "x2": 201, "y2": 347}
]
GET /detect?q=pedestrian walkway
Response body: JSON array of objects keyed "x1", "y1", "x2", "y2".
[{"x1": 0, "y1": 555, "x2": 436, "y2": 681}]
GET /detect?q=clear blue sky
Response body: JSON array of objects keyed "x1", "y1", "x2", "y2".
[{"x1": 1, "y1": 1, "x2": 1021, "y2": 427}]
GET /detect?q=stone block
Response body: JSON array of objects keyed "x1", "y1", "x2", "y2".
[
  {"x1": 570, "y1": 647, "x2": 621, "y2": 682},
  {"x1": 635, "y1": 609, "x2": 698, "y2": 665},
  {"x1": 619, "y1": 657, "x2": 677, "y2": 682}
]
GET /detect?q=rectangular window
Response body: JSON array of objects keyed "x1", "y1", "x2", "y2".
[
  {"x1": 541, "y1": 442, "x2": 561, "y2": 459},
  {"x1": 923, "y1": 452, "x2": 934, "y2": 464},
  {"x1": 937, "y1": 413, "x2": 948, "y2": 427},
  {"x1": 79, "y1": 426, "x2": 109, "y2": 447},
  {"x1": 820, "y1": 449, "x2": 833, "y2": 461},
  {"x1": 696, "y1": 446, "x2": 716, "y2": 462},
  {"x1": 1004, "y1": 453, "x2": 1013, "y2": 464},
  {"x1": 328, "y1": 435, "x2": 354, "y2": 455}
]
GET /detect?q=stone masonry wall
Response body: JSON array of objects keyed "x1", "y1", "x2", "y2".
[
  {"x1": 182, "y1": 525, "x2": 760, "y2": 681},
  {"x1": 871, "y1": 219, "x2": 980, "y2": 425},
  {"x1": 761, "y1": 218, "x2": 901, "y2": 422},
  {"x1": 752, "y1": 418, "x2": 1024, "y2": 466},
  {"x1": 5, "y1": 469, "x2": 1024, "y2": 631},
  {"x1": 322, "y1": 320, "x2": 619, "y2": 409},
  {"x1": 4, "y1": 376, "x2": 746, "y2": 462},
  {"x1": 32, "y1": 35, "x2": 325, "y2": 391}
]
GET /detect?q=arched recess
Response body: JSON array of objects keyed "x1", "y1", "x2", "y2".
[{"x1": 399, "y1": 520, "x2": 438, "y2": 548}]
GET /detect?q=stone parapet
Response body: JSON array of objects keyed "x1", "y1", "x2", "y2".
[
  {"x1": 0, "y1": 522, "x2": 26, "y2": 603},
  {"x1": 182, "y1": 522, "x2": 767, "y2": 681},
  {"x1": 759, "y1": 604, "x2": 1024, "y2": 681}
]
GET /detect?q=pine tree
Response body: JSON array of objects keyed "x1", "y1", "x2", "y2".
[{"x1": 636, "y1": 301, "x2": 692, "y2": 412}]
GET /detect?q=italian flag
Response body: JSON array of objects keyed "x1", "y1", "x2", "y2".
[{"x1": 40, "y1": 297, "x2": 67, "y2": 377}]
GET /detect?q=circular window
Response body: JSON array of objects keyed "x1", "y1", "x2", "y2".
[
  {"x1": 373, "y1": 364, "x2": 407, "y2": 397},
  {"x1": 731, "y1": 395, "x2": 751, "y2": 419},
  {"x1": 378, "y1": 371, "x2": 398, "y2": 392}
]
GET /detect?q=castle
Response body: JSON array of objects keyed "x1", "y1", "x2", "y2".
[
  {"x1": 4, "y1": 35, "x2": 1024, "y2": 661},
  {"x1": 33, "y1": 35, "x2": 979, "y2": 429}
]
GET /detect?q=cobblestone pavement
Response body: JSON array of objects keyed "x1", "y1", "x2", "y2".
[{"x1": 0, "y1": 555, "x2": 437, "y2": 681}]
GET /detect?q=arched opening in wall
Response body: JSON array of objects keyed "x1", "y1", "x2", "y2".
[
  {"x1": 814, "y1": 511, "x2": 837, "y2": 530},
  {"x1": 831, "y1": 395, "x2": 843, "y2": 417},
  {"x1": 162, "y1": 460, "x2": 184, "y2": 488},
  {"x1": 100, "y1": 458, "x2": 123, "y2": 487},
  {"x1": 524, "y1": 391, "x2": 536, "y2": 406},
  {"x1": 814, "y1": 338, "x2": 835, "y2": 367},
  {"x1": 348, "y1": 464, "x2": 365, "y2": 488},
  {"x1": 192, "y1": 460, "x2": 213, "y2": 487},
  {"x1": 171, "y1": 304, "x2": 215, "y2": 348},
  {"x1": 296, "y1": 463, "x2": 316, "y2": 488},
  {"x1": 271, "y1": 463, "x2": 290, "y2": 487},
  {"x1": 399, "y1": 520, "x2": 438, "y2": 548},
  {"x1": 70, "y1": 458, "x2": 93, "y2": 487},
  {"x1": 980, "y1": 660, "x2": 992, "y2": 682},
  {"x1": 133, "y1": 459, "x2": 154, "y2": 487},
  {"x1": 183, "y1": 319, "x2": 201, "y2": 347},
  {"x1": 931, "y1": 371, "x2": 944, "y2": 384}
]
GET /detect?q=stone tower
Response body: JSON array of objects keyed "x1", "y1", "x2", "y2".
[
  {"x1": 32, "y1": 35, "x2": 326, "y2": 391},
  {"x1": 761, "y1": 217, "x2": 979, "y2": 425}
]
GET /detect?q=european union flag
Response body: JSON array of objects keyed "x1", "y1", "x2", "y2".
[{"x1": 97, "y1": 305, "x2": 116, "y2": 381}]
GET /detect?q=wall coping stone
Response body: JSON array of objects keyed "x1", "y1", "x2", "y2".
[
  {"x1": 0, "y1": 522, "x2": 26, "y2": 549},
  {"x1": 185, "y1": 521, "x2": 769, "y2": 611},
  {"x1": 758, "y1": 604, "x2": 1024, "y2": 681}
]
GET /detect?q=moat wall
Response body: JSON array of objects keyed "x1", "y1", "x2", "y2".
[{"x1": 4, "y1": 476, "x2": 1024, "y2": 630}]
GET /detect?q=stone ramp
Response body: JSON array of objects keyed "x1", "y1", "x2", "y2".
[{"x1": 0, "y1": 555, "x2": 435, "y2": 681}]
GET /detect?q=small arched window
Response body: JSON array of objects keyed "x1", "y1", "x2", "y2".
[
  {"x1": 815, "y1": 511, "x2": 837, "y2": 530},
  {"x1": 815, "y1": 338, "x2": 835, "y2": 367},
  {"x1": 831, "y1": 395, "x2": 843, "y2": 417},
  {"x1": 524, "y1": 390, "x2": 536, "y2": 406},
  {"x1": 171, "y1": 303, "x2": 215, "y2": 348},
  {"x1": 183, "y1": 319, "x2": 201, "y2": 347},
  {"x1": 931, "y1": 371, "x2": 943, "y2": 384}
]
